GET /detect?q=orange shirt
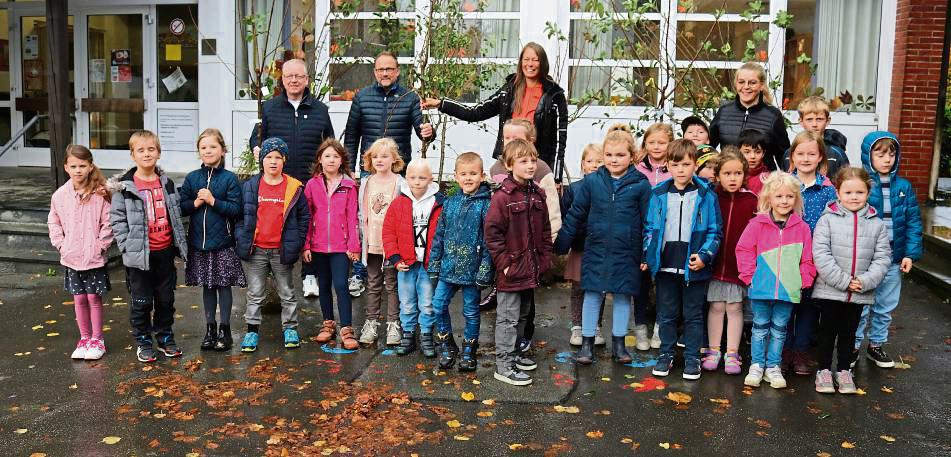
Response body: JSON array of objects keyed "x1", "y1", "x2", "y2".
[{"x1": 512, "y1": 84, "x2": 543, "y2": 122}]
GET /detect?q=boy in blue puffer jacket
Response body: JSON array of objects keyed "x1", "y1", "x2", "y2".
[{"x1": 852, "y1": 131, "x2": 922, "y2": 369}]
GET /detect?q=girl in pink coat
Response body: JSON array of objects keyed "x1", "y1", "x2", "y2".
[
  {"x1": 48, "y1": 145, "x2": 114, "y2": 361},
  {"x1": 303, "y1": 139, "x2": 361, "y2": 350}
]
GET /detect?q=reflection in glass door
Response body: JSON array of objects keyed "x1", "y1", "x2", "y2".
[{"x1": 17, "y1": 15, "x2": 75, "y2": 150}]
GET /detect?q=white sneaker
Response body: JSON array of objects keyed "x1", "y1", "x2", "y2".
[
  {"x1": 84, "y1": 338, "x2": 106, "y2": 360},
  {"x1": 569, "y1": 326, "x2": 583, "y2": 346},
  {"x1": 650, "y1": 323, "x2": 662, "y2": 349},
  {"x1": 348, "y1": 275, "x2": 365, "y2": 297},
  {"x1": 358, "y1": 319, "x2": 380, "y2": 344},
  {"x1": 71, "y1": 338, "x2": 88, "y2": 360},
  {"x1": 386, "y1": 321, "x2": 402, "y2": 346},
  {"x1": 302, "y1": 275, "x2": 318, "y2": 297},
  {"x1": 594, "y1": 326, "x2": 606, "y2": 346},
  {"x1": 763, "y1": 366, "x2": 787, "y2": 389},
  {"x1": 744, "y1": 363, "x2": 764, "y2": 387},
  {"x1": 633, "y1": 324, "x2": 650, "y2": 351}
]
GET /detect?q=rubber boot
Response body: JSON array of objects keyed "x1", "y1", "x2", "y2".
[
  {"x1": 201, "y1": 323, "x2": 217, "y2": 350},
  {"x1": 420, "y1": 332, "x2": 436, "y2": 358},
  {"x1": 395, "y1": 331, "x2": 416, "y2": 356},
  {"x1": 214, "y1": 324, "x2": 232, "y2": 351},
  {"x1": 612, "y1": 335, "x2": 633, "y2": 364},
  {"x1": 437, "y1": 332, "x2": 456, "y2": 369},
  {"x1": 576, "y1": 336, "x2": 596, "y2": 365},
  {"x1": 458, "y1": 338, "x2": 478, "y2": 372}
]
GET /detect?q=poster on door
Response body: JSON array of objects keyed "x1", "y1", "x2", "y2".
[{"x1": 111, "y1": 49, "x2": 132, "y2": 83}]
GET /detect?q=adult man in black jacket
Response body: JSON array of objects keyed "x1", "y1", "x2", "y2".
[{"x1": 343, "y1": 51, "x2": 433, "y2": 173}]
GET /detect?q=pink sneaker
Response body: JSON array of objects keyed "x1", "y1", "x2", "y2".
[
  {"x1": 701, "y1": 349, "x2": 721, "y2": 371},
  {"x1": 724, "y1": 352, "x2": 742, "y2": 375}
]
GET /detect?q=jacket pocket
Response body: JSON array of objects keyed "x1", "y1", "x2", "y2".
[{"x1": 505, "y1": 250, "x2": 533, "y2": 282}]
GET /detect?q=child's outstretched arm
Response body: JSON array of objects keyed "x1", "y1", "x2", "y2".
[{"x1": 812, "y1": 216, "x2": 850, "y2": 291}]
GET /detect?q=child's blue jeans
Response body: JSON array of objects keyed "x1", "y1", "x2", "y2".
[
  {"x1": 431, "y1": 280, "x2": 481, "y2": 341},
  {"x1": 397, "y1": 263, "x2": 436, "y2": 332},
  {"x1": 750, "y1": 299, "x2": 794, "y2": 368},
  {"x1": 854, "y1": 263, "x2": 901, "y2": 348},
  {"x1": 582, "y1": 291, "x2": 631, "y2": 338}
]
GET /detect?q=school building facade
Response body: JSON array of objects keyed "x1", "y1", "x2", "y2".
[{"x1": 0, "y1": 0, "x2": 946, "y2": 199}]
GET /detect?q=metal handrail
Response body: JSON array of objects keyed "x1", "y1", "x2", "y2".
[{"x1": 0, "y1": 114, "x2": 47, "y2": 160}]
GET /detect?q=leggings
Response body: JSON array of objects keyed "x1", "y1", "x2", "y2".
[
  {"x1": 815, "y1": 299, "x2": 864, "y2": 372},
  {"x1": 314, "y1": 253, "x2": 353, "y2": 326},
  {"x1": 202, "y1": 286, "x2": 233, "y2": 325},
  {"x1": 73, "y1": 294, "x2": 104, "y2": 340}
]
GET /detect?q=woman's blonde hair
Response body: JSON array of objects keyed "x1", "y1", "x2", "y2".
[
  {"x1": 735, "y1": 62, "x2": 773, "y2": 105},
  {"x1": 757, "y1": 172, "x2": 804, "y2": 215},
  {"x1": 788, "y1": 130, "x2": 827, "y2": 174},
  {"x1": 638, "y1": 122, "x2": 674, "y2": 161},
  {"x1": 603, "y1": 123, "x2": 637, "y2": 159},
  {"x1": 362, "y1": 138, "x2": 406, "y2": 173}
]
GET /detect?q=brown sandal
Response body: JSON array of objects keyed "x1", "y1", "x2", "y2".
[
  {"x1": 340, "y1": 326, "x2": 359, "y2": 350},
  {"x1": 316, "y1": 320, "x2": 336, "y2": 343}
]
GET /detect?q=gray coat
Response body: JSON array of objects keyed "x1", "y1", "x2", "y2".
[
  {"x1": 108, "y1": 167, "x2": 188, "y2": 271},
  {"x1": 812, "y1": 201, "x2": 891, "y2": 304}
]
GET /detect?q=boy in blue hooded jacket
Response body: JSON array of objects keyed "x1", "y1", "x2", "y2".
[{"x1": 852, "y1": 131, "x2": 922, "y2": 369}]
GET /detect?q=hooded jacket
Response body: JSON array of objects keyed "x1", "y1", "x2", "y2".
[
  {"x1": 861, "y1": 131, "x2": 923, "y2": 264},
  {"x1": 382, "y1": 181, "x2": 444, "y2": 269},
  {"x1": 735, "y1": 212, "x2": 816, "y2": 304},
  {"x1": 343, "y1": 79, "x2": 432, "y2": 166},
  {"x1": 428, "y1": 182, "x2": 494, "y2": 286},
  {"x1": 485, "y1": 175, "x2": 554, "y2": 292},
  {"x1": 643, "y1": 176, "x2": 723, "y2": 283},
  {"x1": 357, "y1": 174, "x2": 405, "y2": 264},
  {"x1": 712, "y1": 186, "x2": 758, "y2": 285},
  {"x1": 489, "y1": 159, "x2": 561, "y2": 239},
  {"x1": 304, "y1": 174, "x2": 360, "y2": 255},
  {"x1": 248, "y1": 88, "x2": 335, "y2": 183},
  {"x1": 107, "y1": 167, "x2": 189, "y2": 271},
  {"x1": 709, "y1": 94, "x2": 791, "y2": 171},
  {"x1": 439, "y1": 74, "x2": 569, "y2": 182},
  {"x1": 554, "y1": 166, "x2": 651, "y2": 296},
  {"x1": 48, "y1": 183, "x2": 113, "y2": 271},
  {"x1": 812, "y1": 201, "x2": 892, "y2": 304},
  {"x1": 179, "y1": 163, "x2": 243, "y2": 251},
  {"x1": 634, "y1": 156, "x2": 671, "y2": 187},
  {"x1": 235, "y1": 173, "x2": 310, "y2": 265}
]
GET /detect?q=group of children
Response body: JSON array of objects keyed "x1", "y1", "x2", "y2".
[{"x1": 48, "y1": 93, "x2": 921, "y2": 393}]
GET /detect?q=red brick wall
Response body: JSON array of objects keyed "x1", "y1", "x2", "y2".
[{"x1": 888, "y1": 0, "x2": 948, "y2": 198}]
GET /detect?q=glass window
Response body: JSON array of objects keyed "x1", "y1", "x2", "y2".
[
  {"x1": 157, "y1": 5, "x2": 198, "y2": 102},
  {"x1": 570, "y1": 0, "x2": 658, "y2": 13},
  {"x1": 85, "y1": 14, "x2": 145, "y2": 150},
  {"x1": 674, "y1": 68, "x2": 732, "y2": 108},
  {"x1": 328, "y1": 62, "x2": 372, "y2": 100},
  {"x1": 677, "y1": 0, "x2": 769, "y2": 14},
  {"x1": 329, "y1": 19, "x2": 415, "y2": 58},
  {"x1": 570, "y1": 19, "x2": 660, "y2": 60},
  {"x1": 0, "y1": 109, "x2": 10, "y2": 145},
  {"x1": 569, "y1": 66, "x2": 658, "y2": 106},
  {"x1": 0, "y1": 9, "x2": 9, "y2": 101},
  {"x1": 331, "y1": 0, "x2": 415, "y2": 12},
  {"x1": 462, "y1": 0, "x2": 520, "y2": 12},
  {"x1": 19, "y1": 15, "x2": 75, "y2": 148},
  {"x1": 676, "y1": 20, "x2": 768, "y2": 62},
  {"x1": 236, "y1": 0, "x2": 315, "y2": 99},
  {"x1": 461, "y1": 19, "x2": 520, "y2": 58}
]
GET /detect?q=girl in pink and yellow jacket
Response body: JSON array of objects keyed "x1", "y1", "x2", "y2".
[{"x1": 48, "y1": 145, "x2": 114, "y2": 361}]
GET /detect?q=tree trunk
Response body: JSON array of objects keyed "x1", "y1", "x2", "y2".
[{"x1": 46, "y1": 0, "x2": 70, "y2": 188}]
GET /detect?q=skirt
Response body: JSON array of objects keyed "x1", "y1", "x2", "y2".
[
  {"x1": 64, "y1": 266, "x2": 111, "y2": 296},
  {"x1": 564, "y1": 250, "x2": 582, "y2": 282},
  {"x1": 707, "y1": 279, "x2": 745, "y2": 303},
  {"x1": 185, "y1": 247, "x2": 248, "y2": 288}
]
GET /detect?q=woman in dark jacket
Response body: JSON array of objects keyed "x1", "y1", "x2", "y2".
[
  {"x1": 709, "y1": 62, "x2": 790, "y2": 170},
  {"x1": 421, "y1": 42, "x2": 569, "y2": 182}
]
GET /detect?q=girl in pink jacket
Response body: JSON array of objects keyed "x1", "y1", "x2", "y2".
[
  {"x1": 302, "y1": 139, "x2": 361, "y2": 350},
  {"x1": 48, "y1": 145, "x2": 114, "y2": 361}
]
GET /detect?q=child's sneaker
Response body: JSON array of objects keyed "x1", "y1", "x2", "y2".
[
  {"x1": 792, "y1": 351, "x2": 815, "y2": 375},
  {"x1": 515, "y1": 355, "x2": 537, "y2": 371},
  {"x1": 701, "y1": 349, "x2": 722, "y2": 371},
  {"x1": 348, "y1": 274, "x2": 365, "y2": 297},
  {"x1": 763, "y1": 366, "x2": 787, "y2": 389},
  {"x1": 315, "y1": 320, "x2": 336, "y2": 344},
  {"x1": 158, "y1": 340, "x2": 183, "y2": 358},
  {"x1": 84, "y1": 338, "x2": 106, "y2": 360},
  {"x1": 516, "y1": 337, "x2": 532, "y2": 354},
  {"x1": 494, "y1": 366, "x2": 532, "y2": 386},
  {"x1": 723, "y1": 352, "x2": 742, "y2": 375},
  {"x1": 385, "y1": 321, "x2": 402, "y2": 346},
  {"x1": 137, "y1": 345, "x2": 157, "y2": 363},
  {"x1": 283, "y1": 328, "x2": 301, "y2": 348},
  {"x1": 358, "y1": 319, "x2": 380, "y2": 344},
  {"x1": 71, "y1": 338, "x2": 89, "y2": 360},
  {"x1": 633, "y1": 324, "x2": 650, "y2": 351},
  {"x1": 683, "y1": 358, "x2": 701, "y2": 380},
  {"x1": 569, "y1": 326, "x2": 583, "y2": 346},
  {"x1": 650, "y1": 323, "x2": 661, "y2": 349},
  {"x1": 866, "y1": 345, "x2": 895, "y2": 368},
  {"x1": 340, "y1": 326, "x2": 360, "y2": 350},
  {"x1": 835, "y1": 370, "x2": 857, "y2": 394},
  {"x1": 302, "y1": 275, "x2": 319, "y2": 297},
  {"x1": 241, "y1": 332, "x2": 259, "y2": 352},
  {"x1": 652, "y1": 354, "x2": 674, "y2": 377},
  {"x1": 594, "y1": 327, "x2": 605, "y2": 346},
  {"x1": 849, "y1": 348, "x2": 860, "y2": 368},
  {"x1": 744, "y1": 363, "x2": 764, "y2": 387},
  {"x1": 815, "y1": 369, "x2": 835, "y2": 393}
]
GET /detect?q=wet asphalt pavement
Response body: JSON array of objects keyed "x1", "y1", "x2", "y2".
[{"x1": 1, "y1": 262, "x2": 949, "y2": 457}]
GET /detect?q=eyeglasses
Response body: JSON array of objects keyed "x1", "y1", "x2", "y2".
[
  {"x1": 374, "y1": 67, "x2": 398, "y2": 74},
  {"x1": 284, "y1": 74, "x2": 307, "y2": 81}
]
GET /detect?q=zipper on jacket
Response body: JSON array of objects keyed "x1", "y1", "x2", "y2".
[
  {"x1": 741, "y1": 109, "x2": 750, "y2": 132},
  {"x1": 525, "y1": 187, "x2": 538, "y2": 284},
  {"x1": 774, "y1": 226, "x2": 783, "y2": 300},
  {"x1": 846, "y1": 211, "x2": 859, "y2": 303},
  {"x1": 202, "y1": 167, "x2": 213, "y2": 250}
]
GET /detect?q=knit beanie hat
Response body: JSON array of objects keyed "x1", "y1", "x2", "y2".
[{"x1": 259, "y1": 137, "x2": 288, "y2": 171}]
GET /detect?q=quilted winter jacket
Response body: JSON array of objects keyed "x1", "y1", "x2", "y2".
[
  {"x1": 439, "y1": 74, "x2": 569, "y2": 182},
  {"x1": 643, "y1": 176, "x2": 723, "y2": 283},
  {"x1": 48, "y1": 183, "x2": 113, "y2": 271},
  {"x1": 861, "y1": 131, "x2": 923, "y2": 263},
  {"x1": 248, "y1": 88, "x2": 335, "y2": 183},
  {"x1": 343, "y1": 80, "x2": 431, "y2": 166},
  {"x1": 428, "y1": 183, "x2": 494, "y2": 286},
  {"x1": 712, "y1": 186, "x2": 759, "y2": 285},
  {"x1": 735, "y1": 212, "x2": 816, "y2": 304},
  {"x1": 381, "y1": 182, "x2": 444, "y2": 269},
  {"x1": 234, "y1": 174, "x2": 310, "y2": 265},
  {"x1": 304, "y1": 175, "x2": 360, "y2": 254},
  {"x1": 484, "y1": 176, "x2": 553, "y2": 292},
  {"x1": 709, "y1": 94, "x2": 791, "y2": 171},
  {"x1": 108, "y1": 167, "x2": 189, "y2": 271},
  {"x1": 179, "y1": 163, "x2": 243, "y2": 251},
  {"x1": 812, "y1": 201, "x2": 892, "y2": 304},
  {"x1": 554, "y1": 166, "x2": 652, "y2": 296}
]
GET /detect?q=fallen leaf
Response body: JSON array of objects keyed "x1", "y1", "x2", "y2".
[
  {"x1": 841, "y1": 441, "x2": 855, "y2": 448},
  {"x1": 601, "y1": 377, "x2": 611, "y2": 382},
  {"x1": 14, "y1": 428, "x2": 28, "y2": 434},
  {"x1": 816, "y1": 453, "x2": 832, "y2": 457},
  {"x1": 585, "y1": 430, "x2": 604, "y2": 439},
  {"x1": 446, "y1": 420, "x2": 462, "y2": 428},
  {"x1": 880, "y1": 435, "x2": 896, "y2": 443},
  {"x1": 855, "y1": 388, "x2": 866, "y2": 395},
  {"x1": 659, "y1": 442, "x2": 670, "y2": 449},
  {"x1": 101, "y1": 436, "x2": 121, "y2": 445},
  {"x1": 667, "y1": 392, "x2": 692, "y2": 404},
  {"x1": 68, "y1": 384, "x2": 78, "y2": 389},
  {"x1": 471, "y1": 379, "x2": 481, "y2": 385},
  {"x1": 45, "y1": 333, "x2": 60, "y2": 337},
  {"x1": 29, "y1": 453, "x2": 47, "y2": 457},
  {"x1": 453, "y1": 435, "x2": 470, "y2": 441},
  {"x1": 481, "y1": 399, "x2": 496, "y2": 406},
  {"x1": 886, "y1": 412, "x2": 905, "y2": 420},
  {"x1": 553, "y1": 405, "x2": 580, "y2": 414},
  {"x1": 152, "y1": 413, "x2": 166, "y2": 419},
  {"x1": 881, "y1": 386, "x2": 894, "y2": 394},
  {"x1": 621, "y1": 438, "x2": 634, "y2": 444},
  {"x1": 461, "y1": 392, "x2": 475, "y2": 402},
  {"x1": 31, "y1": 325, "x2": 43, "y2": 330},
  {"x1": 509, "y1": 443, "x2": 524, "y2": 450},
  {"x1": 477, "y1": 411, "x2": 494, "y2": 417},
  {"x1": 709, "y1": 398, "x2": 731, "y2": 405}
]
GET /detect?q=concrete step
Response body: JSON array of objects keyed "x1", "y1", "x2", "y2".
[
  {"x1": 0, "y1": 244, "x2": 121, "y2": 274},
  {"x1": 910, "y1": 255, "x2": 951, "y2": 298},
  {"x1": 0, "y1": 207, "x2": 50, "y2": 224}
]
